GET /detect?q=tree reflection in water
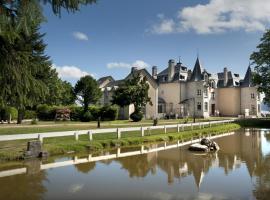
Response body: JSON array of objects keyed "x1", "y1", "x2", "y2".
[{"x1": 0, "y1": 159, "x2": 47, "y2": 200}]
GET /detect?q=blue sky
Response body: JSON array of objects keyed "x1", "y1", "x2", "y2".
[{"x1": 40, "y1": 0, "x2": 270, "y2": 84}]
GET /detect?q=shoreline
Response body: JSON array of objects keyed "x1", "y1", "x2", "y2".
[{"x1": 0, "y1": 123, "x2": 241, "y2": 161}]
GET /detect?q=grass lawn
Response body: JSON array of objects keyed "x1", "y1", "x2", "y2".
[
  {"x1": 0, "y1": 117, "x2": 233, "y2": 135},
  {"x1": 0, "y1": 123, "x2": 241, "y2": 161}
]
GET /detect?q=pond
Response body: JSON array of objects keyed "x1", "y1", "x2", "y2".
[{"x1": 0, "y1": 128, "x2": 270, "y2": 200}]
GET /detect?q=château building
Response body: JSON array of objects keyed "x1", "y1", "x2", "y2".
[{"x1": 98, "y1": 57, "x2": 262, "y2": 119}]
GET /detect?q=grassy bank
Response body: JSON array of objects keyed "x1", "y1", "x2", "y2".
[
  {"x1": 0, "y1": 123, "x2": 241, "y2": 160},
  {"x1": 0, "y1": 117, "x2": 232, "y2": 135},
  {"x1": 236, "y1": 118, "x2": 270, "y2": 128}
]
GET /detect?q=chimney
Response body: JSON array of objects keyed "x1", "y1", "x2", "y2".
[
  {"x1": 131, "y1": 67, "x2": 138, "y2": 73},
  {"x1": 223, "y1": 67, "x2": 228, "y2": 87},
  {"x1": 187, "y1": 69, "x2": 192, "y2": 80},
  {"x1": 152, "y1": 66, "x2": 157, "y2": 79},
  {"x1": 168, "y1": 59, "x2": 175, "y2": 81}
]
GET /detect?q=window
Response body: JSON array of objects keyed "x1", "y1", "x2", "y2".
[
  {"x1": 197, "y1": 102, "x2": 201, "y2": 111},
  {"x1": 211, "y1": 92, "x2": 215, "y2": 100},
  {"x1": 204, "y1": 89, "x2": 208, "y2": 97},
  {"x1": 161, "y1": 90, "x2": 164, "y2": 95},
  {"x1": 197, "y1": 89, "x2": 202, "y2": 96},
  {"x1": 251, "y1": 105, "x2": 256, "y2": 114},
  {"x1": 251, "y1": 93, "x2": 255, "y2": 99},
  {"x1": 158, "y1": 104, "x2": 164, "y2": 113},
  {"x1": 204, "y1": 74, "x2": 208, "y2": 81},
  {"x1": 204, "y1": 102, "x2": 208, "y2": 111}
]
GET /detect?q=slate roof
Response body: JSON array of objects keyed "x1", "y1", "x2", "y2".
[
  {"x1": 241, "y1": 66, "x2": 253, "y2": 87},
  {"x1": 189, "y1": 58, "x2": 204, "y2": 81},
  {"x1": 157, "y1": 62, "x2": 188, "y2": 83},
  {"x1": 97, "y1": 76, "x2": 114, "y2": 85},
  {"x1": 217, "y1": 71, "x2": 241, "y2": 87}
]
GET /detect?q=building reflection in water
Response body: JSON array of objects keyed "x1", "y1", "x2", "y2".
[{"x1": 0, "y1": 128, "x2": 270, "y2": 200}]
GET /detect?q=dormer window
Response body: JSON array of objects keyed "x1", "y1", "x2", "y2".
[
  {"x1": 210, "y1": 81, "x2": 216, "y2": 88},
  {"x1": 180, "y1": 75, "x2": 185, "y2": 80},
  {"x1": 204, "y1": 74, "x2": 208, "y2": 81}
]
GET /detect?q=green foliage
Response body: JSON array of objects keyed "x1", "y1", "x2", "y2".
[
  {"x1": 24, "y1": 110, "x2": 37, "y2": 119},
  {"x1": 236, "y1": 119, "x2": 270, "y2": 128},
  {"x1": 130, "y1": 110, "x2": 143, "y2": 122},
  {"x1": 80, "y1": 111, "x2": 92, "y2": 122},
  {"x1": 74, "y1": 75, "x2": 102, "y2": 112},
  {"x1": 100, "y1": 105, "x2": 118, "y2": 121},
  {"x1": 31, "y1": 118, "x2": 38, "y2": 125},
  {"x1": 0, "y1": 0, "x2": 97, "y2": 41},
  {"x1": 111, "y1": 74, "x2": 152, "y2": 121},
  {"x1": 69, "y1": 106, "x2": 83, "y2": 121},
  {"x1": 0, "y1": 106, "x2": 18, "y2": 121},
  {"x1": 250, "y1": 29, "x2": 270, "y2": 105},
  {"x1": 36, "y1": 104, "x2": 55, "y2": 121}
]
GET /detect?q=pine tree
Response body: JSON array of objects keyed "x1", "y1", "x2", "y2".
[
  {"x1": 0, "y1": 22, "x2": 57, "y2": 123},
  {"x1": 0, "y1": 0, "x2": 96, "y2": 41}
]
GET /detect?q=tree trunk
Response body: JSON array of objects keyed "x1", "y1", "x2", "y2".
[{"x1": 17, "y1": 109, "x2": 24, "y2": 124}]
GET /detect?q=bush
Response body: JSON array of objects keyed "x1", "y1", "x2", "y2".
[
  {"x1": 130, "y1": 110, "x2": 143, "y2": 122},
  {"x1": 36, "y1": 104, "x2": 56, "y2": 121},
  {"x1": 80, "y1": 111, "x2": 92, "y2": 122},
  {"x1": 0, "y1": 107, "x2": 18, "y2": 121},
  {"x1": 69, "y1": 106, "x2": 83, "y2": 121},
  {"x1": 89, "y1": 106, "x2": 100, "y2": 120},
  {"x1": 24, "y1": 110, "x2": 37, "y2": 119},
  {"x1": 100, "y1": 105, "x2": 118, "y2": 121}
]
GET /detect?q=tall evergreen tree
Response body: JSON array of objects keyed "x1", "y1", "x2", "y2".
[
  {"x1": 0, "y1": 22, "x2": 56, "y2": 123},
  {"x1": 250, "y1": 29, "x2": 270, "y2": 105},
  {"x1": 0, "y1": 0, "x2": 96, "y2": 40}
]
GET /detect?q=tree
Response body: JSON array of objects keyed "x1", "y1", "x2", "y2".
[
  {"x1": 74, "y1": 75, "x2": 102, "y2": 112},
  {"x1": 43, "y1": 72, "x2": 76, "y2": 106},
  {"x1": 0, "y1": 21, "x2": 56, "y2": 123},
  {"x1": 250, "y1": 29, "x2": 270, "y2": 105},
  {"x1": 111, "y1": 74, "x2": 152, "y2": 121},
  {"x1": 0, "y1": 0, "x2": 96, "y2": 40}
]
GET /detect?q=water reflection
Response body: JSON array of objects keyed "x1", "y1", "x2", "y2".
[{"x1": 0, "y1": 129, "x2": 270, "y2": 200}]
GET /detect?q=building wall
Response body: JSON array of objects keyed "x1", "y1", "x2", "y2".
[
  {"x1": 145, "y1": 81, "x2": 158, "y2": 119},
  {"x1": 159, "y1": 82, "x2": 181, "y2": 114},
  {"x1": 241, "y1": 87, "x2": 261, "y2": 116},
  {"x1": 185, "y1": 81, "x2": 207, "y2": 118},
  {"x1": 217, "y1": 87, "x2": 241, "y2": 116}
]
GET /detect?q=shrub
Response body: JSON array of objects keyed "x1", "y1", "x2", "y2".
[
  {"x1": 89, "y1": 106, "x2": 100, "y2": 120},
  {"x1": 0, "y1": 107, "x2": 18, "y2": 121},
  {"x1": 36, "y1": 104, "x2": 55, "y2": 121},
  {"x1": 24, "y1": 110, "x2": 37, "y2": 119},
  {"x1": 130, "y1": 110, "x2": 143, "y2": 122},
  {"x1": 100, "y1": 105, "x2": 118, "y2": 121},
  {"x1": 31, "y1": 119, "x2": 38, "y2": 125},
  {"x1": 69, "y1": 106, "x2": 83, "y2": 121},
  {"x1": 80, "y1": 111, "x2": 92, "y2": 122}
]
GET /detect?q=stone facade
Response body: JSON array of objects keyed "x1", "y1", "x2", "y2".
[
  {"x1": 98, "y1": 58, "x2": 262, "y2": 119},
  {"x1": 98, "y1": 68, "x2": 158, "y2": 120}
]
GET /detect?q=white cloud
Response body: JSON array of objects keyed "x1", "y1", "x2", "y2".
[
  {"x1": 150, "y1": 0, "x2": 270, "y2": 34},
  {"x1": 52, "y1": 64, "x2": 90, "y2": 79},
  {"x1": 68, "y1": 184, "x2": 84, "y2": 193},
  {"x1": 73, "y1": 31, "x2": 89, "y2": 41},
  {"x1": 150, "y1": 14, "x2": 176, "y2": 34},
  {"x1": 107, "y1": 60, "x2": 150, "y2": 69}
]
